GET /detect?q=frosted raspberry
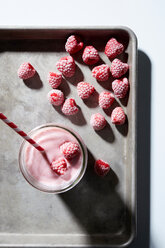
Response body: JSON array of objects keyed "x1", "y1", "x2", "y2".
[
  {"x1": 17, "y1": 62, "x2": 36, "y2": 79},
  {"x1": 112, "y1": 78, "x2": 129, "y2": 98},
  {"x1": 65, "y1": 35, "x2": 83, "y2": 54},
  {"x1": 99, "y1": 91, "x2": 115, "y2": 109},
  {"x1": 60, "y1": 142, "x2": 80, "y2": 160},
  {"x1": 90, "y1": 113, "x2": 106, "y2": 131},
  {"x1": 94, "y1": 159, "x2": 110, "y2": 176},
  {"x1": 51, "y1": 158, "x2": 67, "y2": 175},
  {"x1": 62, "y1": 98, "x2": 79, "y2": 115},
  {"x1": 47, "y1": 89, "x2": 64, "y2": 106},
  {"x1": 92, "y1": 64, "x2": 110, "y2": 81},
  {"x1": 77, "y1": 82, "x2": 95, "y2": 99},
  {"x1": 111, "y1": 59, "x2": 129, "y2": 78},
  {"x1": 56, "y1": 56, "x2": 75, "y2": 78},
  {"x1": 48, "y1": 72, "x2": 62, "y2": 89},
  {"x1": 111, "y1": 107, "x2": 126, "y2": 125},
  {"x1": 105, "y1": 38, "x2": 124, "y2": 59},
  {"x1": 82, "y1": 46, "x2": 99, "y2": 65}
]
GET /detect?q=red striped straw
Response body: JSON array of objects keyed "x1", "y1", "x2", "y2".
[{"x1": 0, "y1": 112, "x2": 45, "y2": 153}]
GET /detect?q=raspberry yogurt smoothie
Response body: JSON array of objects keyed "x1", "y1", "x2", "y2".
[{"x1": 19, "y1": 124, "x2": 88, "y2": 193}]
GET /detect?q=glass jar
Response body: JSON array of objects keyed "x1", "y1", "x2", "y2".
[{"x1": 19, "y1": 123, "x2": 88, "y2": 194}]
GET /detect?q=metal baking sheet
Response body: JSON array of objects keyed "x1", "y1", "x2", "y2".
[{"x1": 0, "y1": 26, "x2": 137, "y2": 247}]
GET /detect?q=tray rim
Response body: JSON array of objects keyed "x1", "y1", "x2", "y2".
[{"x1": 0, "y1": 25, "x2": 137, "y2": 248}]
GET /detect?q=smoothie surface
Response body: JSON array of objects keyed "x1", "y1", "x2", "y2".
[{"x1": 24, "y1": 126, "x2": 83, "y2": 190}]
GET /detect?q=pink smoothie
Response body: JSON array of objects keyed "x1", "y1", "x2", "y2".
[{"x1": 24, "y1": 126, "x2": 83, "y2": 190}]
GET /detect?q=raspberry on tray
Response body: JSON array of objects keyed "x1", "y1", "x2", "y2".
[
  {"x1": 92, "y1": 64, "x2": 110, "y2": 82},
  {"x1": 94, "y1": 159, "x2": 110, "y2": 176},
  {"x1": 17, "y1": 62, "x2": 36, "y2": 80},
  {"x1": 65, "y1": 35, "x2": 83, "y2": 54},
  {"x1": 50, "y1": 158, "x2": 67, "y2": 175},
  {"x1": 56, "y1": 56, "x2": 76, "y2": 78},
  {"x1": 48, "y1": 72, "x2": 62, "y2": 89},
  {"x1": 111, "y1": 107, "x2": 126, "y2": 125},
  {"x1": 82, "y1": 46, "x2": 100, "y2": 65},
  {"x1": 99, "y1": 91, "x2": 115, "y2": 109},
  {"x1": 112, "y1": 78, "x2": 129, "y2": 98},
  {"x1": 90, "y1": 113, "x2": 106, "y2": 131},
  {"x1": 105, "y1": 38, "x2": 124, "y2": 59},
  {"x1": 111, "y1": 59, "x2": 129, "y2": 78},
  {"x1": 77, "y1": 82, "x2": 95, "y2": 99},
  {"x1": 62, "y1": 98, "x2": 79, "y2": 116},
  {"x1": 60, "y1": 141, "x2": 80, "y2": 160},
  {"x1": 47, "y1": 89, "x2": 64, "y2": 106}
]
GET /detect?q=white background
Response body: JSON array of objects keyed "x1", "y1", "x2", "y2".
[{"x1": 0, "y1": 0, "x2": 165, "y2": 247}]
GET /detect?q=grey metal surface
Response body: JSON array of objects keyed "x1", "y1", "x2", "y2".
[{"x1": 0, "y1": 27, "x2": 137, "y2": 247}]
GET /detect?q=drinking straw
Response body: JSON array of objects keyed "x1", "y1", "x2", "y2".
[{"x1": 0, "y1": 112, "x2": 45, "y2": 153}]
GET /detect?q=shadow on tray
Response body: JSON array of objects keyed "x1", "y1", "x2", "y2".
[
  {"x1": 59, "y1": 50, "x2": 151, "y2": 248},
  {"x1": 60, "y1": 149, "x2": 133, "y2": 246},
  {"x1": 128, "y1": 50, "x2": 151, "y2": 248},
  {"x1": 23, "y1": 72, "x2": 43, "y2": 89}
]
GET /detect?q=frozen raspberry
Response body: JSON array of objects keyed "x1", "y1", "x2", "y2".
[
  {"x1": 60, "y1": 142, "x2": 80, "y2": 160},
  {"x1": 77, "y1": 82, "x2": 95, "y2": 99},
  {"x1": 112, "y1": 78, "x2": 129, "y2": 98},
  {"x1": 51, "y1": 158, "x2": 67, "y2": 175},
  {"x1": 47, "y1": 89, "x2": 64, "y2": 106},
  {"x1": 56, "y1": 56, "x2": 75, "y2": 78},
  {"x1": 94, "y1": 159, "x2": 110, "y2": 176},
  {"x1": 111, "y1": 107, "x2": 126, "y2": 125},
  {"x1": 82, "y1": 46, "x2": 99, "y2": 65},
  {"x1": 65, "y1": 35, "x2": 83, "y2": 54},
  {"x1": 92, "y1": 64, "x2": 110, "y2": 81},
  {"x1": 90, "y1": 113, "x2": 106, "y2": 131},
  {"x1": 17, "y1": 62, "x2": 36, "y2": 79},
  {"x1": 105, "y1": 38, "x2": 124, "y2": 59},
  {"x1": 99, "y1": 91, "x2": 115, "y2": 109},
  {"x1": 62, "y1": 98, "x2": 79, "y2": 115},
  {"x1": 111, "y1": 59, "x2": 129, "y2": 78},
  {"x1": 48, "y1": 72, "x2": 62, "y2": 89}
]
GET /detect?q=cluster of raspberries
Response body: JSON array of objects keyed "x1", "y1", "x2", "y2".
[
  {"x1": 50, "y1": 141, "x2": 80, "y2": 176},
  {"x1": 17, "y1": 35, "x2": 129, "y2": 177}
]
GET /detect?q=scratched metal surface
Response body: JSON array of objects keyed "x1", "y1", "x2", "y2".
[{"x1": 0, "y1": 27, "x2": 137, "y2": 247}]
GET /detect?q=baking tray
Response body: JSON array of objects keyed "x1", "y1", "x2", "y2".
[{"x1": 0, "y1": 26, "x2": 137, "y2": 247}]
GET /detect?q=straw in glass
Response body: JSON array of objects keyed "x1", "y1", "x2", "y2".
[{"x1": 0, "y1": 112, "x2": 45, "y2": 153}]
